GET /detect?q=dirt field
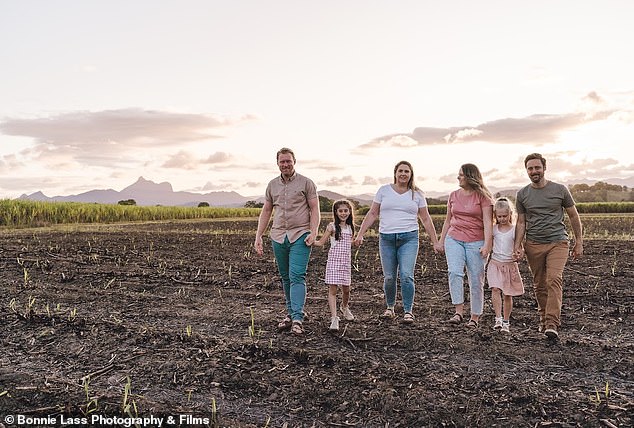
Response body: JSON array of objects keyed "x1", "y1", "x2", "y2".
[{"x1": 0, "y1": 218, "x2": 632, "y2": 427}]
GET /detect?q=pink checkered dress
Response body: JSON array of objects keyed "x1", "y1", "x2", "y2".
[{"x1": 325, "y1": 225, "x2": 352, "y2": 286}]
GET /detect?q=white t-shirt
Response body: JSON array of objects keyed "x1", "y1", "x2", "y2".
[
  {"x1": 374, "y1": 184, "x2": 427, "y2": 234},
  {"x1": 491, "y1": 224, "x2": 516, "y2": 262}
]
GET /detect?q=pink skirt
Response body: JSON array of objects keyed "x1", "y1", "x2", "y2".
[{"x1": 487, "y1": 259, "x2": 524, "y2": 296}]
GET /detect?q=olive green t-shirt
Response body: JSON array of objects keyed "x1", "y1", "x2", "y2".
[{"x1": 515, "y1": 181, "x2": 575, "y2": 243}]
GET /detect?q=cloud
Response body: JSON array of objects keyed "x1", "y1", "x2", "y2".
[
  {"x1": 162, "y1": 150, "x2": 233, "y2": 170},
  {"x1": 322, "y1": 175, "x2": 357, "y2": 187},
  {"x1": 161, "y1": 151, "x2": 200, "y2": 170},
  {"x1": 582, "y1": 91, "x2": 604, "y2": 105},
  {"x1": 302, "y1": 160, "x2": 345, "y2": 171},
  {"x1": 201, "y1": 181, "x2": 231, "y2": 191},
  {"x1": 0, "y1": 108, "x2": 253, "y2": 167},
  {"x1": 362, "y1": 176, "x2": 380, "y2": 185},
  {"x1": 492, "y1": 152, "x2": 632, "y2": 190},
  {"x1": 439, "y1": 173, "x2": 457, "y2": 185},
  {"x1": 546, "y1": 155, "x2": 621, "y2": 177},
  {"x1": 359, "y1": 110, "x2": 615, "y2": 149},
  {"x1": 0, "y1": 154, "x2": 24, "y2": 172},
  {"x1": 203, "y1": 152, "x2": 232, "y2": 164},
  {"x1": 0, "y1": 174, "x2": 85, "y2": 196}
]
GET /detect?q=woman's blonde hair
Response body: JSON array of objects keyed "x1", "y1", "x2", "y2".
[
  {"x1": 461, "y1": 163, "x2": 493, "y2": 200},
  {"x1": 393, "y1": 160, "x2": 421, "y2": 199}
]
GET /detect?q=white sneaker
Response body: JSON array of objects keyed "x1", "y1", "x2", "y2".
[
  {"x1": 501, "y1": 322, "x2": 510, "y2": 333},
  {"x1": 341, "y1": 306, "x2": 355, "y2": 321},
  {"x1": 493, "y1": 317, "x2": 503, "y2": 330},
  {"x1": 329, "y1": 317, "x2": 340, "y2": 331}
]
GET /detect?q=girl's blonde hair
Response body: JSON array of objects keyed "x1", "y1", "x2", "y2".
[{"x1": 493, "y1": 197, "x2": 516, "y2": 224}]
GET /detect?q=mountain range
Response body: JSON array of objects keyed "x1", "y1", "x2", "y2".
[
  {"x1": 17, "y1": 177, "x2": 378, "y2": 207},
  {"x1": 17, "y1": 176, "x2": 634, "y2": 207}
]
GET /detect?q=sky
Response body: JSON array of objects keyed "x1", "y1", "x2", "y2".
[{"x1": 1, "y1": 0, "x2": 633, "y2": 200}]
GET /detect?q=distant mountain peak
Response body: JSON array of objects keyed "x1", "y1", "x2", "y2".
[{"x1": 122, "y1": 177, "x2": 173, "y2": 193}]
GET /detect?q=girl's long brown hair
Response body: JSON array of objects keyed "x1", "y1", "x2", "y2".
[{"x1": 332, "y1": 199, "x2": 355, "y2": 240}]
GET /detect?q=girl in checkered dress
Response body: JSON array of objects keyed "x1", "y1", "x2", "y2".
[{"x1": 314, "y1": 199, "x2": 356, "y2": 331}]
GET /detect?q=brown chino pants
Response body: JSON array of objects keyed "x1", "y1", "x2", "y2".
[{"x1": 524, "y1": 240, "x2": 569, "y2": 329}]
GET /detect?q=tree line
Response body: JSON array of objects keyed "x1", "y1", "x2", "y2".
[{"x1": 568, "y1": 182, "x2": 633, "y2": 202}]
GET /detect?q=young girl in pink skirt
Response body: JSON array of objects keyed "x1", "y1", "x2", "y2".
[
  {"x1": 314, "y1": 199, "x2": 356, "y2": 332},
  {"x1": 487, "y1": 197, "x2": 524, "y2": 332}
]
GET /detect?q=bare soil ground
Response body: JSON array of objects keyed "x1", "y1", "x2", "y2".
[{"x1": 0, "y1": 218, "x2": 632, "y2": 427}]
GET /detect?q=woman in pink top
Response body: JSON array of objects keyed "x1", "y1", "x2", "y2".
[{"x1": 436, "y1": 164, "x2": 493, "y2": 328}]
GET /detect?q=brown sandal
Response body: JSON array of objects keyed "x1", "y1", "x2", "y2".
[
  {"x1": 381, "y1": 308, "x2": 396, "y2": 319},
  {"x1": 448, "y1": 313, "x2": 463, "y2": 324},
  {"x1": 291, "y1": 321, "x2": 304, "y2": 335},
  {"x1": 277, "y1": 315, "x2": 292, "y2": 331},
  {"x1": 465, "y1": 319, "x2": 479, "y2": 329}
]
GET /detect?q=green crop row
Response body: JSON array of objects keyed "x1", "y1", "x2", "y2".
[
  {"x1": 2, "y1": 200, "x2": 633, "y2": 229},
  {"x1": 403, "y1": 202, "x2": 634, "y2": 215},
  {"x1": 0, "y1": 200, "x2": 261, "y2": 228},
  {"x1": 575, "y1": 202, "x2": 634, "y2": 213}
]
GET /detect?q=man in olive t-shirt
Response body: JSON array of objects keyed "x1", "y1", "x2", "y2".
[{"x1": 514, "y1": 153, "x2": 583, "y2": 340}]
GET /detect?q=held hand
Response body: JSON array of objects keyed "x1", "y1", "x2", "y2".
[
  {"x1": 480, "y1": 244, "x2": 492, "y2": 259},
  {"x1": 513, "y1": 247, "x2": 524, "y2": 261},
  {"x1": 433, "y1": 242, "x2": 444, "y2": 254},
  {"x1": 353, "y1": 235, "x2": 363, "y2": 247},
  {"x1": 304, "y1": 232, "x2": 316, "y2": 246}
]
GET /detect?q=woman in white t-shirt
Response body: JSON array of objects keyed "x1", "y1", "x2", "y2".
[{"x1": 354, "y1": 161, "x2": 440, "y2": 324}]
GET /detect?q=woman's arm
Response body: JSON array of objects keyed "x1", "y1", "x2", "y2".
[
  {"x1": 353, "y1": 202, "x2": 380, "y2": 246},
  {"x1": 418, "y1": 206, "x2": 440, "y2": 252},
  {"x1": 436, "y1": 200, "x2": 452, "y2": 252},
  {"x1": 480, "y1": 203, "x2": 493, "y2": 258}
]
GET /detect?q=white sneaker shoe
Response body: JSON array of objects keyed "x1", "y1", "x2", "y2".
[
  {"x1": 501, "y1": 322, "x2": 510, "y2": 333},
  {"x1": 329, "y1": 317, "x2": 340, "y2": 331},
  {"x1": 493, "y1": 317, "x2": 503, "y2": 330},
  {"x1": 341, "y1": 306, "x2": 355, "y2": 321}
]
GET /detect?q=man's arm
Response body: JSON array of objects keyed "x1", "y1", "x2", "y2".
[
  {"x1": 565, "y1": 205, "x2": 584, "y2": 259},
  {"x1": 513, "y1": 212, "x2": 526, "y2": 260},
  {"x1": 254, "y1": 199, "x2": 273, "y2": 255},
  {"x1": 304, "y1": 196, "x2": 321, "y2": 246}
]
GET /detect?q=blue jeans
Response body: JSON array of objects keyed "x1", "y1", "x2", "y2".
[
  {"x1": 444, "y1": 235, "x2": 486, "y2": 316},
  {"x1": 272, "y1": 233, "x2": 311, "y2": 322},
  {"x1": 379, "y1": 230, "x2": 419, "y2": 313}
]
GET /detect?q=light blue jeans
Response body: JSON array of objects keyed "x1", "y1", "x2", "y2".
[
  {"x1": 272, "y1": 233, "x2": 311, "y2": 322},
  {"x1": 379, "y1": 230, "x2": 419, "y2": 314},
  {"x1": 444, "y1": 235, "x2": 486, "y2": 316}
]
